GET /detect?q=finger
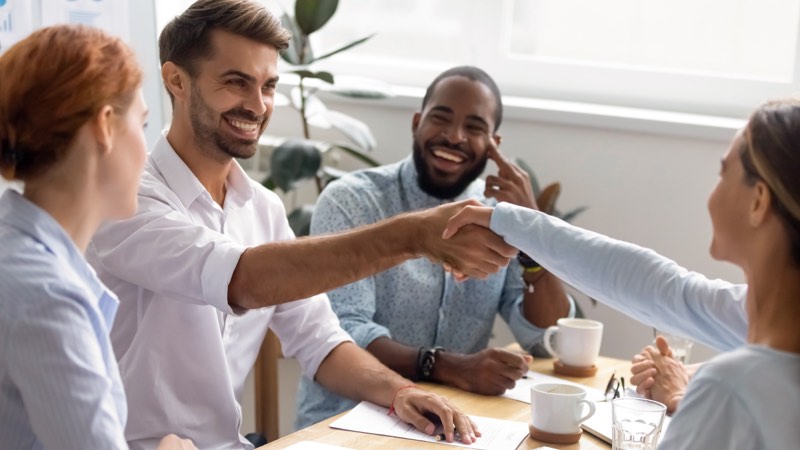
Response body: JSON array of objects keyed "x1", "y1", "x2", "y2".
[
  {"x1": 487, "y1": 143, "x2": 513, "y2": 173},
  {"x1": 453, "y1": 411, "x2": 480, "y2": 443},
  {"x1": 655, "y1": 336, "x2": 674, "y2": 357},
  {"x1": 630, "y1": 368, "x2": 657, "y2": 386},
  {"x1": 442, "y1": 206, "x2": 493, "y2": 239},
  {"x1": 494, "y1": 348, "x2": 530, "y2": 370}
]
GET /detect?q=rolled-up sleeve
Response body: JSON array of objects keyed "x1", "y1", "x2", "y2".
[{"x1": 89, "y1": 187, "x2": 247, "y2": 315}]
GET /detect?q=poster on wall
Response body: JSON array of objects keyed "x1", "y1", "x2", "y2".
[
  {"x1": 41, "y1": 0, "x2": 129, "y2": 42},
  {"x1": 0, "y1": 0, "x2": 35, "y2": 54}
]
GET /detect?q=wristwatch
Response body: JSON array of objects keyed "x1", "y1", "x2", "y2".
[
  {"x1": 517, "y1": 251, "x2": 542, "y2": 270},
  {"x1": 417, "y1": 346, "x2": 444, "y2": 381}
]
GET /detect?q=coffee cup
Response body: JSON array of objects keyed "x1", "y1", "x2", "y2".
[
  {"x1": 543, "y1": 318, "x2": 603, "y2": 368},
  {"x1": 530, "y1": 383, "x2": 596, "y2": 444}
]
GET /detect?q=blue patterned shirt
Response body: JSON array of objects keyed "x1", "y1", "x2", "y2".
[
  {"x1": 0, "y1": 190, "x2": 127, "y2": 449},
  {"x1": 295, "y1": 157, "x2": 554, "y2": 428}
]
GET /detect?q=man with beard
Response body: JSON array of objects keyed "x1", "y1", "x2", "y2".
[
  {"x1": 86, "y1": 2, "x2": 514, "y2": 449},
  {"x1": 295, "y1": 66, "x2": 573, "y2": 429}
]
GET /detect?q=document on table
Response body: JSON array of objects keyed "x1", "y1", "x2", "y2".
[
  {"x1": 502, "y1": 371, "x2": 605, "y2": 403},
  {"x1": 330, "y1": 401, "x2": 530, "y2": 450},
  {"x1": 580, "y1": 401, "x2": 671, "y2": 444}
]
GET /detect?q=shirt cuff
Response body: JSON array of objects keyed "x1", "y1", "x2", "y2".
[{"x1": 200, "y1": 240, "x2": 247, "y2": 315}]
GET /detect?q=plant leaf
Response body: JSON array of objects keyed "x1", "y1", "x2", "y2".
[
  {"x1": 279, "y1": 12, "x2": 303, "y2": 65},
  {"x1": 312, "y1": 34, "x2": 374, "y2": 63},
  {"x1": 295, "y1": 0, "x2": 338, "y2": 35},
  {"x1": 560, "y1": 206, "x2": 588, "y2": 223},
  {"x1": 324, "y1": 110, "x2": 376, "y2": 152},
  {"x1": 515, "y1": 157, "x2": 541, "y2": 198},
  {"x1": 329, "y1": 143, "x2": 381, "y2": 167},
  {"x1": 287, "y1": 204, "x2": 316, "y2": 237},
  {"x1": 269, "y1": 139, "x2": 322, "y2": 191},
  {"x1": 291, "y1": 69, "x2": 335, "y2": 85}
]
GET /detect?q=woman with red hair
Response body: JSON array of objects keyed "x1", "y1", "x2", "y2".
[{"x1": 0, "y1": 25, "x2": 193, "y2": 449}]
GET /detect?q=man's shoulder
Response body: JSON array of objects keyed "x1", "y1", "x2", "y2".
[{"x1": 320, "y1": 162, "x2": 402, "y2": 202}]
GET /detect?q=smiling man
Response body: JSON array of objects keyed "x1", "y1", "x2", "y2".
[
  {"x1": 295, "y1": 66, "x2": 574, "y2": 429},
  {"x1": 85, "y1": 2, "x2": 516, "y2": 449}
]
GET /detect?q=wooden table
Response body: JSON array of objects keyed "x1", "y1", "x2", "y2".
[{"x1": 258, "y1": 355, "x2": 630, "y2": 449}]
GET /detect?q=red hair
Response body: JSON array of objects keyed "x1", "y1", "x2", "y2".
[{"x1": 0, "y1": 25, "x2": 143, "y2": 181}]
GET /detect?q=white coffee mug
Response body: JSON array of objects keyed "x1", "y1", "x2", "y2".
[
  {"x1": 543, "y1": 318, "x2": 603, "y2": 367},
  {"x1": 531, "y1": 383, "x2": 596, "y2": 435}
]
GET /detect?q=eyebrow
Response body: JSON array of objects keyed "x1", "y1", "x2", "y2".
[
  {"x1": 220, "y1": 70, "x2": 280, "y2": 85},
  {"x1": 430, "y1": 105, "x2": 490, "y2": 129}
]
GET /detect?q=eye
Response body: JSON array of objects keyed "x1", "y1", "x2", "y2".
[
  {"x1": 262, "y1": 82, "x2": 277, "y2": 93},
  {"x1": 227, "y1": 78, "x2": 247, "y2": 88}
]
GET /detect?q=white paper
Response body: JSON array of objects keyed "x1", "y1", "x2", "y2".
[
  {"x1": 502, "y1": 370, "x2": 605, "y2": 403},
  {"x1": 581, "y1": 401, "x2": 671, "y2": 444},
  {"x1": 0, "y1": 0, "x2": 35, "y2": 53},
  {"x1": 283, "y1": 441, "x2": 353, "y2": 450},
  {"x1": 41, "y1": 0, "x2": 129, "y2": 42},
  {"x1": 330, "y1": 401, "x2": 529, "y2": 450}
]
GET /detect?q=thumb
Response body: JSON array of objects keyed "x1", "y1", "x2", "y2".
[{"x1": 655, "y1": 336, "x2": 673, "y2": 357}]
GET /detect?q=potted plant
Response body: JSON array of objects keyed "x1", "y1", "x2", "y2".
[{"x1": 263, "y1": 0, "x2": 391, "y2": 235}]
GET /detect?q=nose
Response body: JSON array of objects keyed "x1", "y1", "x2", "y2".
[
  {"x1": 243, "y1": 86, "x2": 269, "y2": 117},
  {"x1": 442, "y1": 122, "x2": 466, "y2": 145}
]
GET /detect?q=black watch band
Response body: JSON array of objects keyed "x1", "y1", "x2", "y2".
[
  {"x1": 517, "y1": 251, "x2": 541, "y2": 269},
  {"x1": 416, "y1": 346, "x2": 444, "y2": 381}
]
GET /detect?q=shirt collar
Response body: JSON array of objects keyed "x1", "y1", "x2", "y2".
[
  {"x1": 0, "y1": 190, "x2": 117, "y2": 314},
  {"x1": 150, "y1": 130, "x2": 255, "y2": 210}
]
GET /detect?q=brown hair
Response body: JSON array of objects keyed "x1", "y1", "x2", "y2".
[
  {"x1": 0, "y1": 25, "x2": 142, "y2": 181},
  {"x1": 159, "y1": 0, "x2": 290, "y2": 101},
  {"x1": 739, "y1": 98, "x2": 800, "y2": 265}
]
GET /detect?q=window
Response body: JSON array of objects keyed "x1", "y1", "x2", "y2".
[{"x1": 156, "y1": 0, "x2": 800, "y2": 117}]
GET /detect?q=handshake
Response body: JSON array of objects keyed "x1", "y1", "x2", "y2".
[{"x1": 417, "y1": 200, "x2": 509, "y2": 280}]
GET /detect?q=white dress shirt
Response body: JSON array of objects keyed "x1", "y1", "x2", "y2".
[
  {"x1": 87, "y1": 132, "x2": 351, "y2": 450},
  {"x1": 0, "y1": 190, "x2": 127, "y2": 450}
]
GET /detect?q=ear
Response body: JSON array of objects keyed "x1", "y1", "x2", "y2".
[
  {"x1": 411, "y1": 112, "x2": 421, "y2": 133},
  {"x1": 750, "y1": 180, "x2": 772, "y2": 227},
  {"x1": 493, "y1": 134, "x2": 502, "y2": 146},
  {"x1": 90, "y1": 105, "x2": 115, "y2": 156},
  {"x1": 162, "y1": 61, "x2": 190, "y2": 102}
]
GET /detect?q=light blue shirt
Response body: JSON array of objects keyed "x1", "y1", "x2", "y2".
[
  {"x1": 295, "y1": 157, "x2": 558, "y2": 429},
  {"x1": 0, "y1": 190, "x2": 127, "y2": 450},
  {"x1": 491, "y1": 203, "x2": 799, "y2": 449}
]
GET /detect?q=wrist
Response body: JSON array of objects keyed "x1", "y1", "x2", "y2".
[{"x1": 417, "y1": 346, "x2": 445, "y2": 381}]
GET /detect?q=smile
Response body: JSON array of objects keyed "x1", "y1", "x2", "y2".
[
  {"x1": 226, "y1": 118, "x2": 259, "y2": 133},
  {"x1": 432, "y1": 148, "x2": 465, "y2": 163}
]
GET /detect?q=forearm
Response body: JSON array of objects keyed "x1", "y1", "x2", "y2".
[
  {"x1": 521, "y1": 270, "x2": 571, "y2": 327},
  {"x1": 366, "y1": 337, "x2": 420, "y2": 379},
  {"x1": 315, "y1": 342, "x2": 410, "y2": 408},
  {"x1": 230, "y1": 214, "x2": 423, "y2": 309}
]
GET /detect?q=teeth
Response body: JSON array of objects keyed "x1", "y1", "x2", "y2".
[
  {"x1": 228, "y1": 119, "x2": 258, "y2": 132},
  {"x1": 433, "y1": 149, "x2": 464, "y2": 163}
]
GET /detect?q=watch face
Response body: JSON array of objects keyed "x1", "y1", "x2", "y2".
[{"x1": 421, "y1": 350, "x2": 436, "y2": 378}]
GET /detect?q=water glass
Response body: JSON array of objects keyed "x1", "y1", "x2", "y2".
[
  {"x1": 654, "y1": 329, "x2": 694, "y2": 364},
  {"x1": 611, "y1": 398, "x2": 666, "y2": 450}
]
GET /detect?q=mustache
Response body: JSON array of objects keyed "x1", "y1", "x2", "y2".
[
  {"x1": 426, "y1": 137, "x2": 469, "y2": 155},
  {"x1": 223, "y1": 108, "x2": 265, "y2": 123}
]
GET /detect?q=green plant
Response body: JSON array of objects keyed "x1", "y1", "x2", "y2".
[{"x1": 263, "y1": 0, "x2": 391, "y2": 235}]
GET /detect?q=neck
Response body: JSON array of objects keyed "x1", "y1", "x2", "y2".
[
  {"x1": 166, "y1": 124, "x2": 231, "y2": 206},
  {"x1": 744, "y1": 253, "x2": 800, "y2": 354},
  {"x1": 23, "y1": 173, "x2": 101, "y2": 253}
]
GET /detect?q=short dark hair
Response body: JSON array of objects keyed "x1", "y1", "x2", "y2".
[
  {"x1": 159, "y1": 0, "x2": 291, "y2": 99},
  {"x1": 421, "y1": 66, "x2": 503, "y2": 132}
]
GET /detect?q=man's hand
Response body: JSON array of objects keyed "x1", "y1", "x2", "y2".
[
  {"x1": 392, "y1": 387, "x2": 480, "y2": 444},
  {"x1": 418, "y1": 200, "x2": 516, "y2": 279},
  {"x1": 156, "y1": 434, "x2": 197, "y2": 450},
  {"x1": 484, "y1": 144, "x2": 538, "y2": 210},
  {"x1": 629, "y1": 336, "x2": 689, "y2": 414},
  {"x1": 434, "y1": 347, "x2": 532, "y2": 395}
]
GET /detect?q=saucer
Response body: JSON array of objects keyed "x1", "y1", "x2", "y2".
[
  {"x1": 553, "y1": 360, "x2": 598, "y2": 377},
  {"x1": 529, "y1": 424, "x2": 583, "y2": 445}
]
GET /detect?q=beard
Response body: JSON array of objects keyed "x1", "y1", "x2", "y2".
[
  {"x1": 189, "y1": 83, "x2": 267, "y2": 160},
  {"x1": 412, "y1": 139, "x2": 488, "y2": 200}
]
